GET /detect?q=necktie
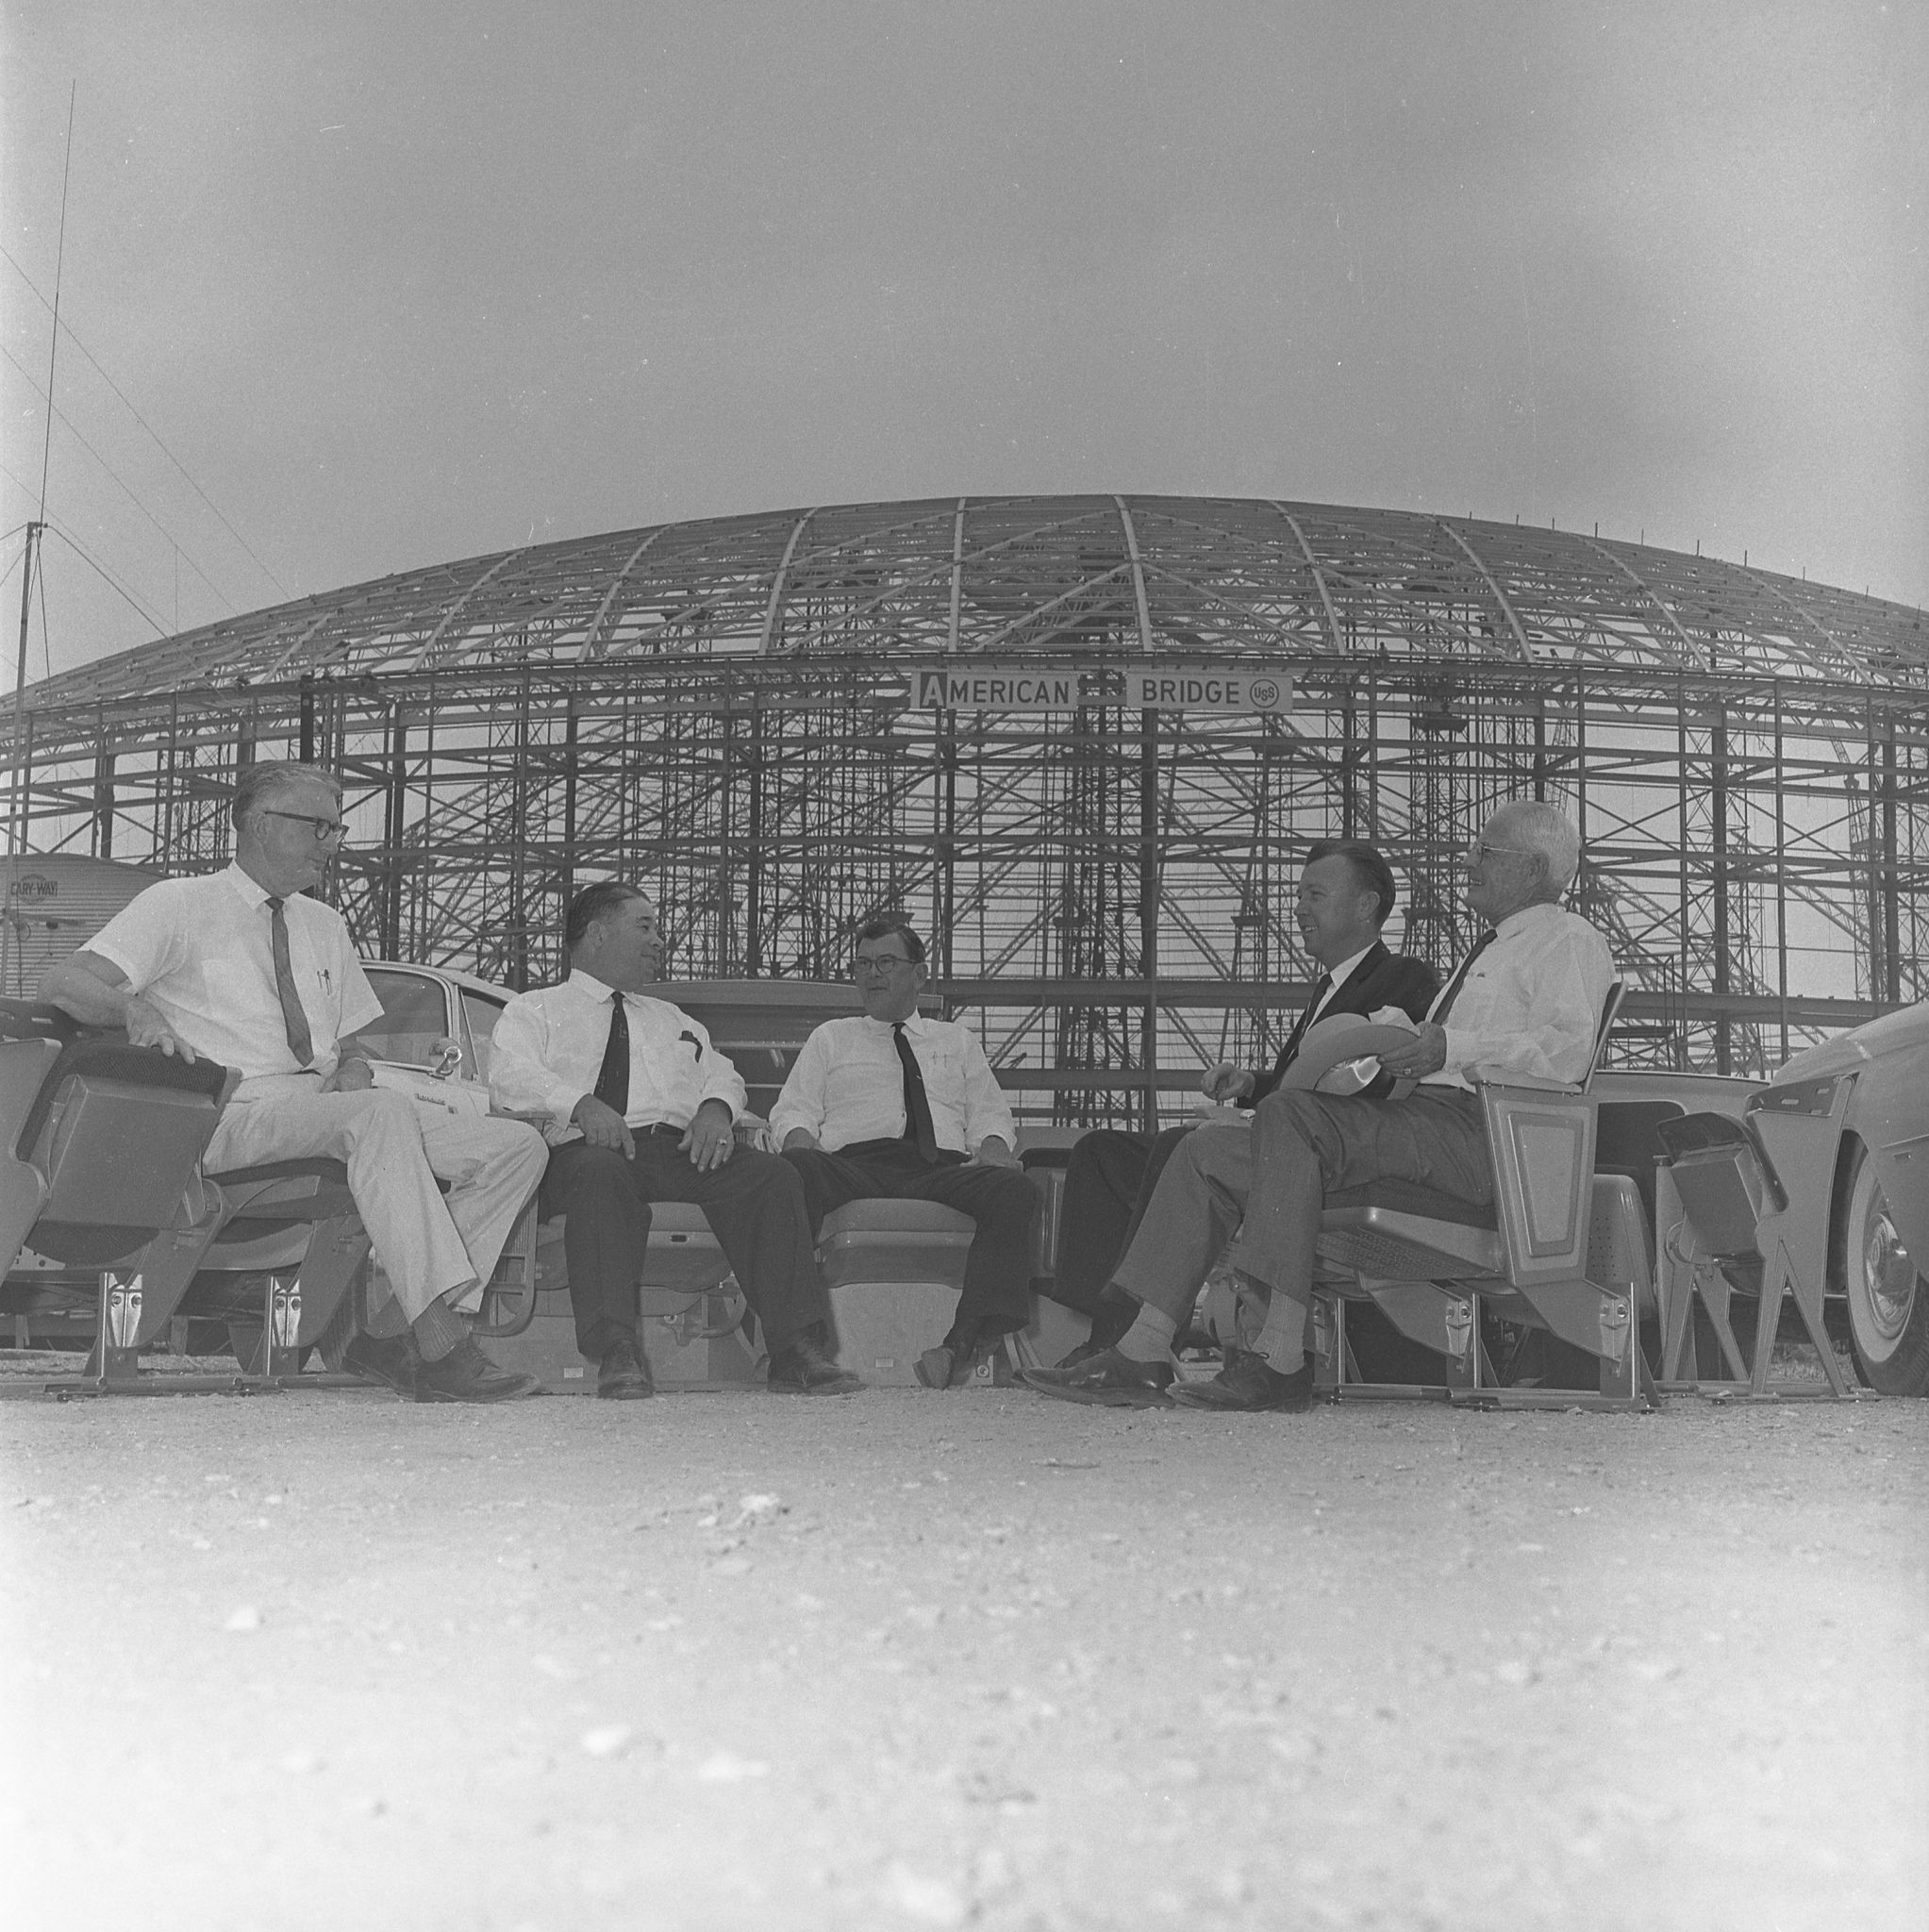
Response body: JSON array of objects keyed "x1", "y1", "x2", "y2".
[
  {"x1": 263, "y1": 896, "x2": 314, "y2": 1067},
  {"x1": 1430, "y1": 929, "x2": 1498, "y2": 1026},
  {"x1": 1275, "y1": 972, "x2": 1333, "y2": 1072},
  {"x1": 893, "y1": 1023, "x2": 940, "y2": 1161},
  {"x1": 594, "y1": 990, "x2": 630, "y2": 1115}
]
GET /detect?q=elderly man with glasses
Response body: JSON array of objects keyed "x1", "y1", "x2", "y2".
[
  {"x1": 42, "y1": 760, "x2": 550, "y2": 1404},
  {"x1": 1026, "y1": 800, "x2": 1615, "y2": 1413},
  {"x1": 771, "y1": 914, "x2": 1037, "y2": 1388}
]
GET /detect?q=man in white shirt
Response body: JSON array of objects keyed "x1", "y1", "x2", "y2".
[
  {"x1": 43, "y1": 762, "x2": 550, "y2": 1404},
  {"x1": 489, "y1": 882, "x2": 858, "y2": 1399},
  {"x1": 771, "y1": 914, "x2": 1037, "y2": 1389},
  {"x1": 1026, "y1": 800, "x2": 1615, "y2": 1412}
]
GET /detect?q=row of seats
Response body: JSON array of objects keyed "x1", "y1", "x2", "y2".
[{"x1": 0, "y1": 986, "x2": 1854, "y2": 1408}]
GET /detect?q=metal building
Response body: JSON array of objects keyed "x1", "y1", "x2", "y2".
[{"x1": 5, "y1": 495, "x2": 1923, "y2": 1126}]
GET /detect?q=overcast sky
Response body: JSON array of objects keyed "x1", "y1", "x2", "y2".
[{"x1": 3, "y1": 1, "x2": 1923, "y2": 683}]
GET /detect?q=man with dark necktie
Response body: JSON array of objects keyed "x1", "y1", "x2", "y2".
[
  {"x1": 772, "y1": 914, "x2": 1037, "y2": 1389},
  {"x1": 1046, "y1": 841, "x2": 1438, "y2": 1351},
  {"x1": 1026, "y1": 802, "x2": 1615, "y2": 1413},
  {"x1": 489, "y1": 882, "x2": 858, "y2": 1399},
  {"x1": 44, "y1": 761, "x2": 550, "y2": 1403}
]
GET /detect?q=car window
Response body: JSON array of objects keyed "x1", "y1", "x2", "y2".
[
  {"x1": 357, "y1": 969, "x2": 452, "y2": 1067},
  {"x1": 460, "y1": 990, "x2": 507, "y2": 1080}
]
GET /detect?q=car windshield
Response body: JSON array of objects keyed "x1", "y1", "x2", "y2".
[{"x1": 357, "y1": 970, "x2": 449, "y2": 1067}]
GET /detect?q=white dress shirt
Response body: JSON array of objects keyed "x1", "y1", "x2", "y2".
[
  {"x1": 1424, "y1": 902, "x2": 1616, "y2": 1091},
  {"x1": 85, "y1": 862, "x2": 382, "y2": 1085},
  {"x1": 1305, "y1": 943, "x2": 1373, "y2": 1025},
  {"x1": 770, "y1": 1012, "x2": 1016, "y2": 1156},
  {"x1": 488, "y1": 969, "x2": 747, "y2": 1144}
]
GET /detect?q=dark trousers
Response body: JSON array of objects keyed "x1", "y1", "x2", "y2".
[
  {"x1": 1052, "y1": 1124, "x2": 1195, "y2": 1313},
  {"x1": 540, "y1": 1133, "x2": 831, "y2": 1360},
  {"x1": 781, "y1": 1140, "x2": 1037, "y2": 1350}
]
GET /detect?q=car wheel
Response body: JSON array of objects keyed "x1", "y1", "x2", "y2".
[{"x1": 1839, "y1": 1145, "x2": 1929, "y2": 1396}]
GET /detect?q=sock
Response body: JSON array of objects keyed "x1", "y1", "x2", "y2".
[
  {"x1": 1089, "y1": 1292, "x2": 1138, "y2": 1352},
  {"x1": 410, "y1": 1294, "x2": 468, "y2": 1363},
  {"x1": 1252, "y1": 1283, "x2": 1308, "y2": 1374},
  {"x1": 1114, "y1": 1304, "x2": 1177, "y2": 1363}
]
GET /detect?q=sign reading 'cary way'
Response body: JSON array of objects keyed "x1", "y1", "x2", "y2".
[{"x1": 913, "y1": 665, "x2": 1292, "y2": 714}]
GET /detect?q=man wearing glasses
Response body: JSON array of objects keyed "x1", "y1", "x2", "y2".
[
  {"x1": 771, "y1": 914, "x2": 1037, "y2": 1388},
  {"x1": 1026, "y1": 801, "x2": 1614, "y2": 1413},
  {"x1": 43, "y1": 761, "x2": 550, "y2": 1404}
]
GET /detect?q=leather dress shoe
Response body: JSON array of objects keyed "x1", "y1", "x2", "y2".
[
  {"x1": 596, "y1": 1333, "x2": 655, "y2": 1400},
  {"x1": 1021, "y1": 1345, "x2": 1174, "y2": 1407},
  {"x1": 767, "y1": 1333, "x2": 862, "y2": 1396},
  {"x1": 915, "y1": 1340, "x2": 1014, "y2": 1389},
  {"x1": 1169, "y1": 1346, "x2": 1315, "y2": 1412},
  {"x1": 341, "y1": 1330, "x2": 419, "y2": 1398},
  {"x1": 414, "y1": 1336, "x2": 543, "y2": 1404}
]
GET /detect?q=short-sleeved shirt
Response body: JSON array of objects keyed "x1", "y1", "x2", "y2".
[{"x1": 85, "y1": 862, "x2": 382, "y2": 1083}]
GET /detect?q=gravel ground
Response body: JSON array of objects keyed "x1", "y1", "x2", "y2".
[{"x1": 2, "y1": 1375, "x2": 1923, "y2": 1932}]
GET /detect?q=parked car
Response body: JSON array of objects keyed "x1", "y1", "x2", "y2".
[{"x1": 1768, "y1": 1001, "x2": 1929, "y2": 1393}]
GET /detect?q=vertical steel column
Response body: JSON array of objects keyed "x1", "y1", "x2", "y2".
[
  {"x1": 1878, "y1": 708, "x2": 1900, "y2": 1004},
  {"x1": 1772, "y1": 681, "x2": 1789, "y2": 1063},
  {"x1": 383, "y1": 708, "x2": 407, "y2": 960},
  {"x1": 1711, "y1": 706, "x2": 1731, "y2": 1076},
  {"x1": 1138, "y1": 706, "x2": 1160, "y2": 1135}
]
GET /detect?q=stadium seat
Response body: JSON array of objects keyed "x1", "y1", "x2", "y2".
[
  {"x1": 0, "y1": 998, "x2": 239, "y2": 1395},
  {"x1": 1654, "y1": 1088, "x2": 1864, "y2": 1400},
  {"x1": 191, "y1": 1158, "x2": 373, "y2": 1386},
  {"x1": 1307, "y1": 984, "x2": 1658, "y2": 1411},
  {"x1": 817, "y1": 1198, "x2": 976, "y2": 1385},
  {"x1": 471, "y1": 1200, "x2": 757, "y2": 1391}
]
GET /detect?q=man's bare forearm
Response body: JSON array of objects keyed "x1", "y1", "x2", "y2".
[{"x1": 41, "y1": 956, "x2": 133, "y2": 1027}]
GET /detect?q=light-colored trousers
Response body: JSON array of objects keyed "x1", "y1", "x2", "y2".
[
  {"x1": 203, "y1": 1078, "x2": 548, "y2": 1321},
  {"x1": 1110, "y1": 1087, "x2": 1491, "y2": 1322}
]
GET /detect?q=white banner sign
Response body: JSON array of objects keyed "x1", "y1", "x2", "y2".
[{"x1": 914, "y1": 665, "x2": 1292, "y2": 714}]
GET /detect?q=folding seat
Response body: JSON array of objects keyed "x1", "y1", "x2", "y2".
[
  {"x1": 0, "y1": 999, "x2": 239, "y2": 1395},
  {"x1": 472, "y1": 1200, "x2": 757, "y2": 1391},
  {"x1": 817, "y1": 1198, "x2": 977, "y2": 1384},
  {"x1": 187, "y1": 1157, "x2": 372, "y2": 1387},
  {"x1": 1653, "y1": 1091, "x2": 1863, "y2": 1400},
  {"x1": 1308, "y1": 984, "x2": 1660, "y2": 1411}
]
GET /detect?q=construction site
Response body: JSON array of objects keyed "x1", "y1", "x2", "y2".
[{"x1": 3, "y1": 494, "x2": 1921, "y2": 1124}]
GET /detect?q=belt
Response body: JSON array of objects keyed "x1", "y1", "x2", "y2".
[{"x1": 640, "y1": 1121, "x2": 689, "y2": 1140}]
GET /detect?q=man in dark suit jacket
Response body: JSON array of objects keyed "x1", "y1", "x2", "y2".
[{"x1": 1045, "y1": 841, "x2": 1438, "y2": 1354}]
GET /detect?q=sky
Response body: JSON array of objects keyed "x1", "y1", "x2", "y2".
[{"x1": 2, "y1": 0, "x2": 1923, "y2": 686}]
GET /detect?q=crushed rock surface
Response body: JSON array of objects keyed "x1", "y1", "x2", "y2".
[{"x1": 2, "y1": 1380, "x2": 1923, "y2": 1931}]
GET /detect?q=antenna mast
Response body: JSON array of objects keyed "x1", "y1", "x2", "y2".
[{"x1": 10, "y1": 83, "x2": 76, "y2": 862}]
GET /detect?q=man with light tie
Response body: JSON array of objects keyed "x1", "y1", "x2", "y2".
[
  {"x1": 489, "y1": 882, "x2": 859, "y2": 1399},
  {"x1": 1025, "y1": 800, "x2": 1615, "y2": 1413},
  {"x1": 771, "y1": 914, "x2": 1037, "y2": 1389},
  {"x1": 44, "y1": 761, "x2": 550, "y2": 1404}
]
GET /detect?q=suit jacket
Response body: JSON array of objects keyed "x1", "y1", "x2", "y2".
[{"x1": 1249, "y1": 941, "x2": 1441, "y2": 1105}]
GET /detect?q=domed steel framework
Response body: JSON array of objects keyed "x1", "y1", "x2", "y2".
[{"x1": 6, "y1": 495, "x2": 1924, "y2": 1126}]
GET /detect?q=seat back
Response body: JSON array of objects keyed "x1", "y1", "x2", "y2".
[
  {"x1": 1654, "y1": 1112, "x2": 1783, "y2": 1257},
  {"x1": 1480, "y1": 1083, "x2": 1601, "y2": 1287},
  {"x1": 12, "y1": 1024, "x2": 235, "y2": 1266}
]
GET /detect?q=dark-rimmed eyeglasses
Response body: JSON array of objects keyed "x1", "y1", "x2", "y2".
[
  {"x1": 853, "y1": 953, "x2": 916, "y2": 979},
  {"x1": 262, "y1": 809, "x2": 350, "y2": 843}
]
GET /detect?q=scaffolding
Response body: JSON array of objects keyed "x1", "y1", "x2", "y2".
[{"x1": 5, "y1": 495, "x2": 1923, "y2": 1124}]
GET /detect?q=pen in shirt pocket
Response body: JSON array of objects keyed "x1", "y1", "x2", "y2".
[{"x1": 679, "y1": 1029, "x2": 703, "y2": 1060}]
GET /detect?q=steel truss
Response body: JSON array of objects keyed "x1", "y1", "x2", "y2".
[{"x1": 5, "y1": 497, "x2": 1923, "y2": 1125}]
